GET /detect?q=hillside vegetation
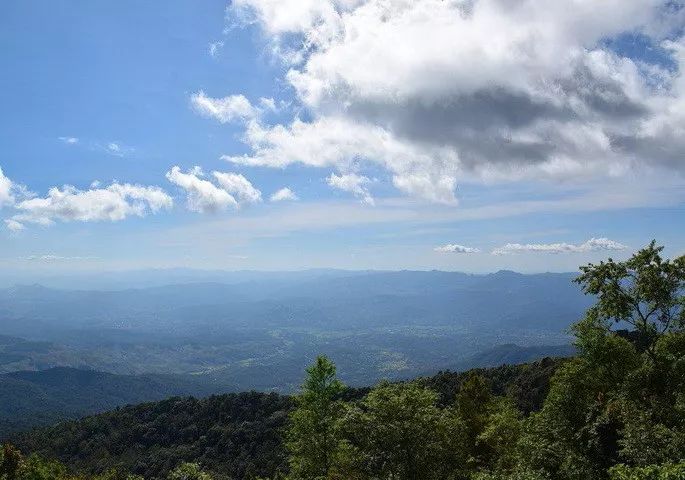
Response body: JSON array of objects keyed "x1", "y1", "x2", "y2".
[
  {"x1": 0, "y1": 342, "x2": 572, "y2": 438},
  {"x1": 1, "y1": 242, "x2": 683, "y2": 479},
  {"x1": 0, "y1": 368, "x2": 222, "y2": 436},
  {"x1": 9, "y1": 359, "x2": 562, "y2": 480}
]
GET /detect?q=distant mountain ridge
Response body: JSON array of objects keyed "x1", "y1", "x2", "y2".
[
  {"x1": 0, "y1": 270, "x2": 586, "y2": 408},
  {"x1": 457, "y1": 343, "x2": 575, "y2": 369},
  {"x1": 0, "y1": 268, "x2": 574, "y2": 291}
]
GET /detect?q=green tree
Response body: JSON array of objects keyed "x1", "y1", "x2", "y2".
[
  {"x1": 517, "y1": 242, "x2": 685, "y2": 480},
  {"x1": 454, "y1": 374, "x2": 494, "y2": 469},
  {"x1": 286, "y1": 356, "x2": 346, "y2": 480},
  {"x1": 168, "y1": 463, "x2": 213, "y2": 480},
  {"x1": 335, "y1": 382, "x2": 453, "y2": 480},
  {"x1": 14, "y1": 455, "x2": 68, "y2": 480},
  {"x1": 608, "y1": 463, "x2": 685, "y2": 480},
  {"x1": 575, "y1": 240, "x2": 685, "y2": 355},
  {"x1": 477, "y1": 398, "x2": 524, "y2": 473},
  {"x1": 0, "y1": 444, "x2": 23, "y2": 480}
]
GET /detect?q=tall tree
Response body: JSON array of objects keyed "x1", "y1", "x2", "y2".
[
  {"x1": 516, "y1": 242, "x2": 685, "y2": 480},
  {"x1": 335, "y1": 382, "x2": 452, "y2": 480},
  {"x1": 285, "y1": 356, "x2": 345, "y2": 480},
  {"x1": 575, "y1": 240, "x2": 685, "y2": 355}
]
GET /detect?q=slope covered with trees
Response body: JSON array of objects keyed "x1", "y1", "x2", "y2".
[
  {"x1": 10, "y1": 359, "x2": 562, "y2": 479},
  {"x1": 0, "y1": 368, "x2": 223, "y2": 437}
]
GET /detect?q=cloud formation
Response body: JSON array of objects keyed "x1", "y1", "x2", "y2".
[
  {"x1": 208, "y1": 41, "x2": 224, "y2": 58},
  {"x1": 434, "y1": 244, "x2": 480, "y2": 254},
  {"x1": 326, "y1": 172, "x2": 374, "y2": 205},
  {"x1": 222, "y1": 0, "x2": 685, "y2": 203},
  {"x1": 107, "y1": 143, "x2": 122, "y2": 155},
  {"x1": 213, "y1": 172, "x2": 262, "y2": 204},
  {"x1": 166, "y1": 166, "x2": 262, "y2": 213},
  {"x1": 492, "y1": 237, "x2": 628, "y2": 255},
  {"x1": 8, "y1": 182, "x2": 172, "y2": 230},
  {"x1": 0, "y1": 167, "x2": 14, "y2": 207},
  {"x1": 58, "y1": 136, "x2": 79, "y2": 145},
  {"x1": 166, "y1": 166, "x2": 238, "y2": 213},
  {"x1": 190, "y1": 91, "x2": 276, "y2": 124},
  {"x1": 270, "y1": 187, "x2": 298, "y2": 202}
]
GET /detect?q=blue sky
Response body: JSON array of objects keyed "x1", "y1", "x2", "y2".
[{"x1": 1, "y1": 0, "x2": 684, "y2": 275}]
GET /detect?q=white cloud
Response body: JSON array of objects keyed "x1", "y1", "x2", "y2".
[
  {"x1": 258, "y1": 97, "x2": 278, "y2": 112},
  {"x1": 208, "y1": 41, "x2": 224, "y2": 57},
  {"x1": 492, "y1": 237, "x2": 628, "y2": 255},
  {"x1": 191, "y1": 91, "x2": 263, "y2": 124},
  {"x1": 166, "y1": 166, "x2": 238, "y2": 213},
  {"x1": 101, "y1": 141, "x2": 134, "y2": 157},
  {"x1": 212, "y1": 171, "x2": 262, "y2": 204},
  {"x1": 166, "y1": 166, "x2": 263, "y2": 212},
  {"x1": 222, "y1": 0, "x2": 685, "y2": 203},
  {"x1": 270, "y1": 187, "x2": 298, "y2": 202},
  {"x1": 58, "y1": 137, "x2": 134, "y2": 156},
  {"x1": 434, "y1": 244, "x2": 480, "y2": 254},
  {"x1": 8, "y1": 182, "x2": 172, "y2": 230},
  {"x1": 327, "y1": 172, "x2": 374, "y2": 205},
  {"x1": 225, "y1": 117, "x2": 459, "y2": 204},
  {"x1": 0, "y1": 166, "x2": 14, "y2": 207},
  {"x1": 5, "y1": 219, "x2": 24, "y2": 232}
]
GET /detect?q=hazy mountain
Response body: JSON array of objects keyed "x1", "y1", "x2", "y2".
[
  {"x1": 456, "y1": 343, "x2": 575, "y2": 370},
  {"x1": 0, "y1": 270, "x2": 589, "y2": 336},
  {"x1": 0, "y1": 270, "x2": 587, "y2": 396}
]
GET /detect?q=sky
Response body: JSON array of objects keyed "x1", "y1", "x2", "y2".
[{"x1": 0, "y1": 0, "x2": 684, "y2": 275}]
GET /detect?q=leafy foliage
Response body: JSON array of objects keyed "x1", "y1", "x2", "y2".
[
  {"x1": 286, "y1": 356, "x2": 345, "y2": 479},
  {"x1": 12, "y1": 360, "x2": 563, "y2": 480}
]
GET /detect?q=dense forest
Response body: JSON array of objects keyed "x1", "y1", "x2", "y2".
[
  {"x1": 8, "y1": 359, "x2": 564, "y2": 479},
  {"x1": 2, "y1": 242, "x2": 684, "y2": 479}
]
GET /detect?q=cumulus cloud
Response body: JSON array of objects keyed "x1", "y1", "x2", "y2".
[
  {"x1": 208, "y1": 41, "x2": 224, "y2": 57},
  {"x1": 8, "y1": 182, "x2": 172, "y2": 230},
  {"x1": 212, "y1": 172, "x2": 262, "y2": 204},
  {"x1": 221, "y1": 0, "x2": 685, "y2": 203},
  {"x1": 5, "y1": 219, "x2": 24, "y2": 232},
  {"x1": 270, "y1": 187, "x2": 298, "y2": 202},
  {"x1": 166, "y1": 166, "x2": 263, "y2": 213},
  {"x1": 0, "y1": 167, "x2": 14, "y2": 207},
  {"x1": 492, "y1": 237, "x2": 628, "y2": 255},
  {"x1": 58, "y1": 136, "x2": 79, "y2": 145},
  {"x1": 190, "y1": 91, "x2": 276, "y2": 124},
  {"x1": 99, "y1": 141, "x2": 134, "y2": 157},
  {"x1": 166, "y1": 166, "x2": 238, "y2": 213},
  {"x1": 327, "y1": 172, "x2": 374, "y2": 205},
  {"x1": 434, "y1": 244, "x2": 480, "y2": 254}
]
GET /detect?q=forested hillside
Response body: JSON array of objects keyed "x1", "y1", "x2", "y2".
[
  {"x1": 9, "y1": 359, "x2": 563, "y2": 479},
  {"x1": 0, "y1": 342, "x2": 571, "y2": 438},
  {"x1": 0, "y1": 368, "x2": 223, "y2": 436}
]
